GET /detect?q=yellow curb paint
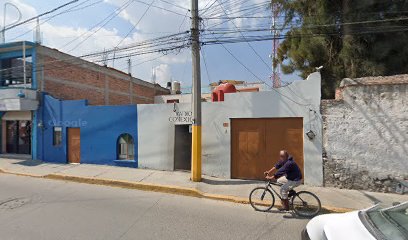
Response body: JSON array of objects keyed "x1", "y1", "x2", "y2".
[
  {"x1": 1, "y1": 170, "x2": 353, "y2": 213},
  {"x1": 44, "y1": 174, "x2": 203, "y2": 197}
]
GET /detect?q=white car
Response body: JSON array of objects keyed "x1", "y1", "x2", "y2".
[{"x1": 302, "y1": 202, "x2": 408, "y2": 240}]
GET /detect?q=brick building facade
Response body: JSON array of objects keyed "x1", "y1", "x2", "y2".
[{"x1": 36, "y1": 45, "x2": 168, "y2": 105}]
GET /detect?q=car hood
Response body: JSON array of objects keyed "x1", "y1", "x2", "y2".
[{"x1": 306, "y1": 211, "x2": 377, "y2": 240}]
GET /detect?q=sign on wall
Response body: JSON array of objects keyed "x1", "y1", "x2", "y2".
[{"x1": 169, "y1": 111, "x2": 193, "y2": 124}]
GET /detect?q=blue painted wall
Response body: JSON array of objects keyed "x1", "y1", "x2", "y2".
[
  {"x1": 0, "y1": 112, "x2": 4, "y2": 152},
  {"x1": 37, "y1": 94, "x2": 138, "y2": 167}
]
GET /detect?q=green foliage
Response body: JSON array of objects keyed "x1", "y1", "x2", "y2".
[{"x1": 274, "y1": 0, "x2": 408, "y2": 98}]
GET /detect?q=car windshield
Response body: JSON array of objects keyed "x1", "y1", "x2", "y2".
[{"x1": 366, "y1": 203, "x2": 408, "y2": 240}]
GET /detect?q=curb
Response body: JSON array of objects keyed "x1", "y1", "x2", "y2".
[
  {"x1": 43, "y1": 173, "x2": 353, "y2": 213},
  {"x1": 0, "y1": 168, "x2": 43, "y2": 178},
  {"x1": 45, "y1": 174, "x2": 204, "y2": 198},
  {"x1": 0, "y1": 170, "x2": 353, "y2": 213}
]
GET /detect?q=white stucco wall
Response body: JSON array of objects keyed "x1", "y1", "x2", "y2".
[
  {"x1": 0, "y1": 89, "x2": 38, "y2": 111},
  {"x1": 138, "y1": 72, "x2": 323, "y2": 186},
  {"x1": 154, "y1": 93, "x2": 212, "y2": 103}
]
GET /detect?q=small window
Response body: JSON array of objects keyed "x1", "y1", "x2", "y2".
[
  {"x1": 117, "y1": 134, "x2": 134, "y2": 160},
  {"x1": 53, "y1": 127, "x2": 62, "y2": 146}
]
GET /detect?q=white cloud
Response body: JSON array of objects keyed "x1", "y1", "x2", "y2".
[{"x1": 153, "y1": 63, "x2": 172, "y2": 86}]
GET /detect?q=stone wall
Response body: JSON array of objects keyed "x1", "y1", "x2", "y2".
[{"x1": 322, "y1": 79, "x2": 408, "y2": 192}]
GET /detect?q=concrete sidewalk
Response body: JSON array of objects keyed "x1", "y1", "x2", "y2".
[{"x1": 0, "y1": 157, "x2": 407, "y2": 212}]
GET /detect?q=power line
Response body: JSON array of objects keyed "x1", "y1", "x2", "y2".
[
  {"x1": 215, "y1": 41, "x2": 313, "y2": 107},
  {"x1": 0, "y1": 42, "x2": 189, "y2": 81},
  {"x1": 178, "y1": 10, "x2": 190, "y2": 32},
  {"x1": 157, "y1": 0, "x2": 189, "y2": 11},
  {"x1": 132, "y1": 0, "x2": 186, "y2": 16},
  {"x1": 61, "y1": 0, "x2": 135, "y2": 52},
  {"x1": 213, "y1": 0, "x2": 271, "y2": 71},
  {"x1": 113, "y1": 0, "x2": 156, "y2": 49},
  {"x1": 203, "y1": 1, "x2": 269, "y2": 18},
  {"x1": 205, "y1": 16, "x2": 408, "y2": 32},
  {"x1": 9, "y1": 0, "x2": 104, "y2": 41},
  {"x1": 201, "y1": 0, "x2": 251, "y2": 17},
  {"x1": 201, "y1": 26, "x2": 408, "y2": 45},
  {"x1": 2, "y1": 20, "x2": 408, "y2": 76},
  {"x1": 3, "y1": 0, "x2": 79, "y2": 31},
  {"x1": 200, "y1": 0, "x2": 218, "y2": 16},
  {"x1": 202, "y1": 3, "x2": 270, "y2": 31},
  {"x1": 201, "y1": 47, "x2": 212, "y2": 86},
  {"x1": 2, "y1": 14, "x2": 408, "y2": 75},
  {"x1": 0, "y1": 31, "x2": 190, "y2": 75}
]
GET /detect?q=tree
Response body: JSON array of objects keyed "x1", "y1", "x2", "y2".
[{"x1": 274, "y1": 0, "x2": 408, "y2": 98}]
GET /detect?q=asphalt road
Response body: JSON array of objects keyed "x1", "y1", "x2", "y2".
[{"x1": 0, "y1": 174, "x2": 308, "y2": 240}]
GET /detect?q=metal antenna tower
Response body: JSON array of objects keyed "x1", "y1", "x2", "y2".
[
  {"x1": 127, "y1": 57, "x2": 132, "y2": 76},
  {"x1": 34, "y1": 17, "x2": 42, "y2": 44},
  {"x1": 151, "y1": 67, "x2": 156, "y2": 84},
  {"x1": 102, "y1": 48, "x2": 108, "y2": 67}
]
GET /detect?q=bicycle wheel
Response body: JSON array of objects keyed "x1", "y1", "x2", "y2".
[
  {"x1": 291, "y1": 191, "x2": 321, "y2": 218},
  {"x1": 249, "y1": 187, "x2": 275, "y2": 212}
]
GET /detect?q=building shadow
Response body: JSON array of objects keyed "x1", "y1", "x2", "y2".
[{"x1": 11, "y1": 159, "x2": 44, "y2": 167}]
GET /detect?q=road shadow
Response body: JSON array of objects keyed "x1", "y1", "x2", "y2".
[
  {"x1": 359, "y1": 190, "x2": 381, "y2": 204},
  {"x1": 252, "y1": 208, "x2": 315, "y2": 219},
  {"x1": 202, "y1": 178, "x2": 262, "y2": 185}
]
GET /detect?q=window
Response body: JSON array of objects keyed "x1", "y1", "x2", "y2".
[
  {"x1": 0, "y1": 56, "x2": 33, "y2": 87},
  {"x1": 53, "y1": 127, "x2": 62, "y2": 146},
  {"x1": 117, "y1": 134, "x2": 134, "y2": 160}
]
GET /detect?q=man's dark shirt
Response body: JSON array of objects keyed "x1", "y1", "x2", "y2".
[{"x1": 274, "y1": 156, "x2": 302, "y2": 181}]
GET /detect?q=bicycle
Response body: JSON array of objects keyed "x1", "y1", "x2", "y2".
[{"x1": 249, "y1": 179, "x2": 321, "y2": 218}]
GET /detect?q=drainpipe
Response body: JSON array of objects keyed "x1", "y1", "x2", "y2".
[{"x1": 23, "y1": 41, "x2": 27, "y2": 88}]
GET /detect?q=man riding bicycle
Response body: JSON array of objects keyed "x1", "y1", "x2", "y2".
[{"x1": 264, "y1": 150, "x2": 302, "y2": 211}]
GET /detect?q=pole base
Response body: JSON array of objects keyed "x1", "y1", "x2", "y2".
[{"x1": 191, "y1": 125, "x2": 202, "y2": 182}]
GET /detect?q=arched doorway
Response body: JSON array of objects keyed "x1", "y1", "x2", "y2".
[{"x1": 117, "y1": 133, "x2": 134, "y2": 160}]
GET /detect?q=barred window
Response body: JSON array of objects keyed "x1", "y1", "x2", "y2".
[{"x1": 53, "y1": 127, "x2": 62, "y2": 146}]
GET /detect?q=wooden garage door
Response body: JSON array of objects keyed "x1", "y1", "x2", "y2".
[{"x1": 231, "y1": 118, "x2": 304, "y2": 180}]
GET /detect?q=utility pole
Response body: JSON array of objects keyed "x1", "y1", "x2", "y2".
[
  {"x1": 191, "y1": 0, "x2": 202, "y2": 182},
  {"x1": 270, "y1": 1, "x2": 281, "y2": 88}
]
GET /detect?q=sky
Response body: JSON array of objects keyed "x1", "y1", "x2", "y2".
[{"x1": 0, "y1": 0, "x2": 301, "y2": 91}]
